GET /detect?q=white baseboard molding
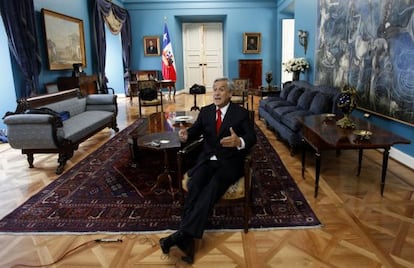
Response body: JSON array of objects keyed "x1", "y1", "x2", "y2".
[{"x1": 390, "y1": 147, "x2": 414, "y2": 170}]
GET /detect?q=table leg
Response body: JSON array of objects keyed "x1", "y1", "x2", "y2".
[
  {"x1": 357, "y1": 148, "x2": 363, "y2": 176},
  {"x1": 314, "y1": 152, "x2": 321, "y2": 198},
  {"x1": 128, "y1": 137, "x2": 138, "y2": 168},
  {"x1": 381, "y1": 147, "x2": 390, "y2": 196},
  {"x1": 150, "y1": 149, "x2": 175, "y2": 199},
  {"x1": 190, "y1": 94, "x2": 200, "y2": 111},
  {"x1": 301, "y1": 139, "x2": 306, "y2": 179}
]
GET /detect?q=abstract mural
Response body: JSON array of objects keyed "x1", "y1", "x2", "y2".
[{"x1": 315, "y1": 0, "x2": 414, "y2": 125}]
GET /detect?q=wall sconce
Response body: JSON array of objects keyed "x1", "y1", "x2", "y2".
[{"x1": 298, "y1": 30, "x2": 308, "y2": 55}]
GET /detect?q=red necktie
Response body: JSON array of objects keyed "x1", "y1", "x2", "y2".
[{"x1": 216, "y1": 108, "x2": 222, "y2": 134}]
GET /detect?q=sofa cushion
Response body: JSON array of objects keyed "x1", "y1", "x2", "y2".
[
  {"x1": 264, "y1": 99, "x2": 294, "y2": 112},
  {"x1": 280, "y1": 83, "x2": 296, "y2": 100},
  {"x1": 297, "y1": 90, "x2": 317, "y2": 110},
  {"x1": 286, "y1": 87, "x2": 304, "y2": 104},
  {"x1": 43, "y1": 98, "x2": 86, "y2": 117},
  {"x1": 61, "y1": 111, "x2": 113, "y2": 142},
  {"x1": 281, "y1": 110, "x2": 313, "y2": 132},
  {"x1": 270, "y1": 105, "x2": 298, "y2": 120},
  {"x1": 309, "y1": 92, "x2": 333, "y2": 114}
]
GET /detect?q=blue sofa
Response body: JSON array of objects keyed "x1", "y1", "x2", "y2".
[{"x1": 259, "y1": 80, "x2": 340, "y2": 153}]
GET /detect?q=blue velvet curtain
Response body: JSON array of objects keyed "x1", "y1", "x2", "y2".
[
  {"x1": 0, "y1": 0, "x2": 41, "y2": 98},
  {"x1": 93, "y1": 0, "x2": 131, "y2": 94}
]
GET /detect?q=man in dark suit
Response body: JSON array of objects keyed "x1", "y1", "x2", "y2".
[
  {"x1": 146, "y1": 40, "x2": 158, "y2": 54},
  {"x1": 159, "y1": 77, "x2": 257, "y2": 263}
]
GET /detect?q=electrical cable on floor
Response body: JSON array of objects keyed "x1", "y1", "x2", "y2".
[{"x1": 11, "y1": 238, "x2": 123, "y2": 268}]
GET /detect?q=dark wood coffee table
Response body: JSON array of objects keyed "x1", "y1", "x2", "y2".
[
  {"x1": 300, "y1": 114, "x2": 411, "y2": 197},
  {"x1": 127, "y1": 111, "x2": 197, "y2": 197}
]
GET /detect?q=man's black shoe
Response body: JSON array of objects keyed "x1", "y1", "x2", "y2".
[
  {"x1": 177, "y1": 237, "x2": 195, "y2": 264},
  {"x1": 159, "y1": 231, "x2": 186, "y2": 254},
  {"x1": 159, "y1": 236, "x2": 174, "y2": 254}
]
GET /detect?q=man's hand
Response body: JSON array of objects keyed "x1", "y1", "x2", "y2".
[
  {"x1": 220, "y1": 127, "x2": 241, "y2": 147},
  {"x1": 178, "y1": 123, "x2": 188, "y2": 142}
]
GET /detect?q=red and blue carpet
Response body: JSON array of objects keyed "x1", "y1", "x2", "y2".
[{"x1": 0, "y1": 119, "x2": 321, "y2": 233}]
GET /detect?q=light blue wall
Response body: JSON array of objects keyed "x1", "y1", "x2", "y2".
[
  {"x1": 293, "y1": 0, "x2": 317, "y2": 83},
  {"x1": 105, "y1": 26, "x2": 125, "y2": 93},
  {"x1": 125, "y1": 1, "x2": 278, "y2": 90},
  {"x1": 1, "y1": 0, "x2": 413, "y2": 157},
  {"x1": 0, "y1": 16, "x2": 17, "y2": 131}
]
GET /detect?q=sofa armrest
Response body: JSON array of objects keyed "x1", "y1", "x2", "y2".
[
  {"x1": 86, "y1": 94, "x2": 118, "y2": 113},
  {"x1": 4, "y1": 113, "x2": 56, "y2": 125},
  {"x1": 86, "y1": 94, "x2": 116, "y2": 104},
  {"x1": 3, "y1": 114, "x2": 62, "y2": 149}
]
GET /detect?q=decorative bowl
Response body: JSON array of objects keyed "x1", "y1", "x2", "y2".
[
  {"x1": 353, "y1": 129, "x2": 372, "y2": 140},
  {"x1": 174, "y1": 115, "x2": 193, "y2": 122},
  {"x1": 324, "y1": 113, "x2": 336, "y2": 120}
]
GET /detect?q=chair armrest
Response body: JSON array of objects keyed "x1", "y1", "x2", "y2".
[
  {"x1": 177, "y1": 137, "x2": 204, "y2": 189},
  {"x1": 104, "y1": 87, "x2": 115, "y2": 94},
  {"x1": 178, "y1": 136, "x2": 204, "y2": 155}
]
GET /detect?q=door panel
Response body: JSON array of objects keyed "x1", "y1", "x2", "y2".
[{"x1": 183, "y1": 23, "x2": 223, "y2": 91}]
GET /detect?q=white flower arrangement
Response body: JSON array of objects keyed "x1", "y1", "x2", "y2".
[{"x1": 283, "y1": 57, "x2": 310, "y2": 73}]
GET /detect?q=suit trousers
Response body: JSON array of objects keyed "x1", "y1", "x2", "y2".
[{"x1": 179, "y1": 158, "x2": 242, "y2": 238}]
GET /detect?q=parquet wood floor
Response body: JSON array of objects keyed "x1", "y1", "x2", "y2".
[{"x1": 0, "y1": 93, "x2": 413, "y2": 267}]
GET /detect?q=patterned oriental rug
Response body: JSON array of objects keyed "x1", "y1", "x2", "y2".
[{"x1": 0, "y1": 119, "x2": 321, "y2": 234}]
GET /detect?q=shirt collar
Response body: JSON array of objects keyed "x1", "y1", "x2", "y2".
[{"x1": 217, "y1": 102, "x2": 230, "y2": 116}]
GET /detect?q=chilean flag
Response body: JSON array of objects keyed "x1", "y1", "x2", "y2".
[{"x1": 162, "y1": 23, "x2": 177, "y2": 81}]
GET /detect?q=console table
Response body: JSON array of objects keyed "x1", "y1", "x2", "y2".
[
  {"x1": 157, "y1": 80, "x2": 176, "y2": 100},
  {"x1": 300, "y1": 114, "x2": 411, "y2": 197},
  {"x1": 238, "y1": 59, "x2": 262, "y2": 89},
  {"x1": 57, "y1": 75, "x2": 98, "y2": 96}
]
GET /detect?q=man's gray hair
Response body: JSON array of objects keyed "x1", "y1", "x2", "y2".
[{"x1": 214, "y1": 77, "x2": 234, "y2": 92}]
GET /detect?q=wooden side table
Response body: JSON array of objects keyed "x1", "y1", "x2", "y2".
[{"x1": 300, "y1": 114, "x2": 411, "y2": 197}]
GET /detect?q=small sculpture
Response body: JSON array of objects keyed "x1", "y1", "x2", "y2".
[
  {"x1": 265, "y1": 71, "x2": 273, "y2": 90},
  {"x1": 336, "y1": 85, "x2": 357, "y2": 128}
]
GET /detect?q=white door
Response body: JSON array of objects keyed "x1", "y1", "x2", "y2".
[{"x1": 183, "y1": 23, "x2": 223, "y2": 91}]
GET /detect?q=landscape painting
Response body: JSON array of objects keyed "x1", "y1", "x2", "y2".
[{"x1": 42, "y1": 9, "x2": 86, "y2": 70}]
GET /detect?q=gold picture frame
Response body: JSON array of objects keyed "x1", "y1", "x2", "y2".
[
  {"x1": 143, "y1": 36, "x2": 161, "y2": 56},
  {"x1": 243, "y1": 32, "x2": 261, "y2": 54},
  {"x1": 41, "y1": 9, "x2": 86, "y2": 70}
]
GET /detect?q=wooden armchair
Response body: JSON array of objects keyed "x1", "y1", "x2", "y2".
[
  {"x1": 232, "y1": 78, "x2": 249, "y2": 110},
  {"x1": 129, "y1": 70, "x2": 160, "y2": 101},
  {"x1": 177, "y1": 111, "x2": 255, "y2": 233},
  {"x1": 138, "y1": 80, "x2": 163, "y2": 117},
  {"x1": 177, "y1": 139, "x2": 253, "y2": 233}
]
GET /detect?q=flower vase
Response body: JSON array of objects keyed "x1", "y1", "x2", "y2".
[{"x1": 292, "y1": 71, "x2": 300, "y2": 81}]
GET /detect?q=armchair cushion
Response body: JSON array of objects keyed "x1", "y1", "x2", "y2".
[
  {"x1": 139, "y1": 88, "x2": 158, "y2": 101},
  {"x1": 182, "y1": 173, "x2": 246, "y2": 200}
]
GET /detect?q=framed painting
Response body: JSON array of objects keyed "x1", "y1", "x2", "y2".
[
  {"x1": 41, "y1": 9, "x2": 86, "y2": 70},
  {"x1": 143, "y1": 36, "x2": 160, "y2": 56},
  {"x1": 243, "y1": 32, "x2": 261, "y2": 54},
  {"x1": 315, "y1": 0, "x2": 414, "y2": 126}
]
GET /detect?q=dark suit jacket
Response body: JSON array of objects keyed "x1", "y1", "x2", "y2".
[
  {"x1": 146, "y1": 46, "x2": 158, "y2": 54},
  {"x1": 186, "y1": 102, "x2": 256, "y2": 176}
]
